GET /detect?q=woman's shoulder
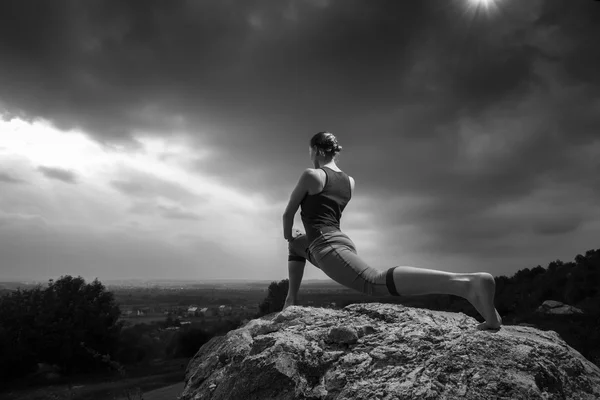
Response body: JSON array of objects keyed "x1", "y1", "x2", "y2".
[
  {"x1": 301, "y1": 167, "x2": 325, "y2": 176},
  {"x1": 299, "y1": 168, "x2": 325, "y2": 184},
  {"x1": 299, "y1": 168, "x2": 326, "y2": 194}
]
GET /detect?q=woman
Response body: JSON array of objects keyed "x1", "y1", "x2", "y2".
[{"x1": 283, "y1": 131, "x2": 502, "y2": 330}]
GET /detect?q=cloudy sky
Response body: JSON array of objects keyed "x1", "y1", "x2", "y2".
[{"x1": 1, "y1": 0, "x2": 599, "y2": 282}]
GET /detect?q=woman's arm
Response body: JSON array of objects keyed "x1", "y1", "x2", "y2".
[{"x1": 282, "y1": 169, "x2": 318, "y2": 240}]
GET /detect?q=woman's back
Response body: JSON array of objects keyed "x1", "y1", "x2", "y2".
[{"x1": 300, "y1": 166, "x2": 352, "y2": 244}]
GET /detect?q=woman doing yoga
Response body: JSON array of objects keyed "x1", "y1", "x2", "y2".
[{"x1": 282, "y1": 131, "x2": 502, "y2": 330}]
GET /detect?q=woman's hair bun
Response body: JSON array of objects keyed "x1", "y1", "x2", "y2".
[
  {"x1": 311, "y1": 131, "x2": 342, "y2": 155},
  {"x1": 325, "y1": 137, "x2": 342, "y2": 154}
]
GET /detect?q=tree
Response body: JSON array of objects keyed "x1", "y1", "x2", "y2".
[
  {"x1": 0, "y1": 275, "x2": 123, "y2": 379},
  {"x1": 257, "y1": 279, "x2": 289, "y2": 316}
]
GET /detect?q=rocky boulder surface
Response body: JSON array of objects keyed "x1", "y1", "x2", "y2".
[
  {"x1": 180, "y1": 303, "x2": 600, "y2": 400},
  {"x1": 536, "y1": 300, "x2": 584, "y2": 315}
]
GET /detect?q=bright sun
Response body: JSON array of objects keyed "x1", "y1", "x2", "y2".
[{"x1": 465, "y1": 0, "x2": 502, "y2": 15}]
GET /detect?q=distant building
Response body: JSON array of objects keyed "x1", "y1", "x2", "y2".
[{"x1": 187, "y1": 306, "x2": 199, "y2": 317}]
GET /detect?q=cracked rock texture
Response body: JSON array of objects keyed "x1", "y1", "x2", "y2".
[{"x1": 180, "y1": 303, "x2": 600, "y2": 400}]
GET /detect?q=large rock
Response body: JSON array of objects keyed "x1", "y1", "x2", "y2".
[
  {"x1": 536, "y1": 300, "x2": 584, "y2": 315},
  {"x1": 180, "y1": 303, "x2": 600, "y2": 400}
]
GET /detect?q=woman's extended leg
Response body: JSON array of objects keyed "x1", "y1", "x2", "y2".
[
  {"x1": 391, "y1": 266, "x2": 502, "y2": 330},
  {"x1": 307, "y1": 231, "x2": 502, "y2": 330},
  {"x1": 284, "y1": 260, "x2": 305, "y2": 309}
]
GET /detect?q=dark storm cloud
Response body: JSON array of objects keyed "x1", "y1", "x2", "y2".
[
  {"x1": 372, "y1": 108, "x2": 598, "y2": 256},
  {"x1": 0, "y1": 172, "x2": 25, "y2": 184},
  {"x1": 110, "y1": 174, "x2": 201, "y2": 204},
  {"x1": 0, "y1": 1, "x2": 541, "y2": 151},
  {"x1": 534, "y1": 0, "x2": 600, "y2": 86},
  {"x1": 37, "y1": 166, "x2": 78, "y2": 184},
  {"x1": 339, "y1": 2, "x2": 600, "y2": 259},
  {"x1": 0, "y1": 0, "x2": 256, "y2": 144},
  {"x1": 532, "y1": 215, "x2": 583, "y2": 237}
]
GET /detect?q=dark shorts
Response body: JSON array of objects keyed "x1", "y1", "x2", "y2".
[{"x1": 288, "y1": 230, "x2": 400, "y2": 297}]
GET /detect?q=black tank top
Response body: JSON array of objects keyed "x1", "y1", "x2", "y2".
[{"x1": 300, "y1": 166, "x2": 352, "y2": 245}]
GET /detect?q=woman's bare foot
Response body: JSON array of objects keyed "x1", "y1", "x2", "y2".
[
  {"x1": 282, "y1": 297, "x2": 297, "y2": 310},
  {"x1": 466, "y1": 273, "x2": 502, "y2": 330}
]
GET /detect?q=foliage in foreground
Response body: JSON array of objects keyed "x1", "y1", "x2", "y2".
[
  {"x1": 257, "y1": 279, "x2": 289, "y2": 317},
  {"x1": 0, "y1": 275, "x2": 123, "y2": 380}
]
